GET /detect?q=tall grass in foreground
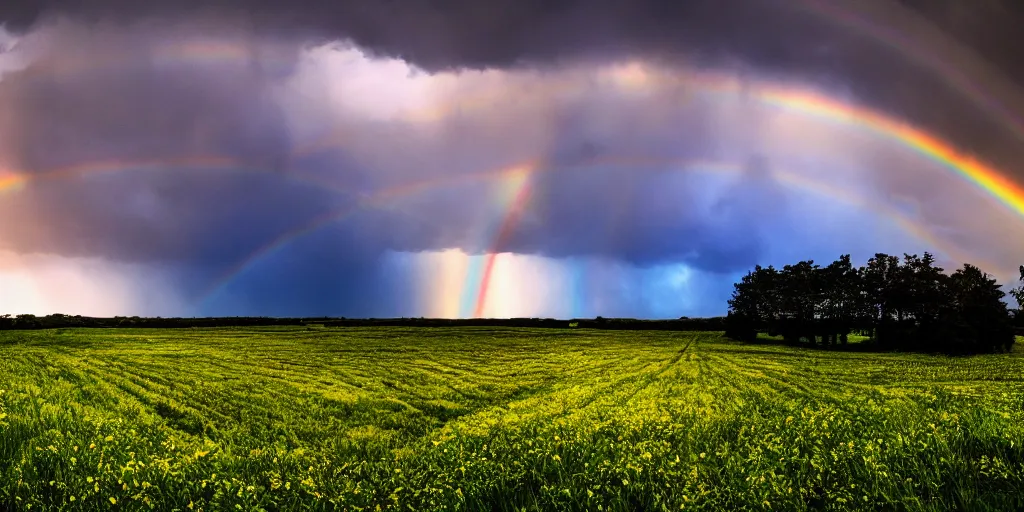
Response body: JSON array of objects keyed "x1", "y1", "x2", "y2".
[{"x1": 1, "y1": 327, "x2": 1023, "y2": 510}]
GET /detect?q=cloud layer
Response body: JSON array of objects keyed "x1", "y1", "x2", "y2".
[{"x1": 1, "y1": 2, "x2": 1023, "y2": 317}]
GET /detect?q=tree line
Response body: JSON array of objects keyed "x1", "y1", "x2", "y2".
[
  {"x1": 724, "y1": 253, "x2": 1018, "y2": 354},
  {"x1": 0, "y1": 314, "x2": 728, "y2": 331}
]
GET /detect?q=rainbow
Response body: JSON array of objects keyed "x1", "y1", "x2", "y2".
[
  {"x1": 197, "y1": 162, "x2": 536, "y2": 307},
  {"x1": 11, "y1": 40, "x2": 1022, "y2": 225},
  {"x1": 457, "y1": 160, "x2": 999, "y2": 318},
  {"x1": 466, "y1": 166, "x2": 535, "y2": 318},
  {"x1": 9, "y1": 30, "x2": 1024, "y2": 213},
  {"x1": 7, "y1": 47, "x2": 1018, "y2": 314},
  {"x1": 688, "y1": 72, "x2": 1024, "y2": 220},
  {"x1": 294, "y1": 67, "x2": 1024, "y2": 224},
  {"x1": 750, "y1": 85, "x2": 1024, "y2": 219},
  {"x1": 194, "y1": 155, "x2": 988, "y2": 316}
]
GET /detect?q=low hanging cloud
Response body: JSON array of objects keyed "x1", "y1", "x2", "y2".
[
  {"x1": 0, "y1": 250, "x2": 186, "y2": 316},
  {"x1": 0, "y1": 1, "x2": 1023, "y2": 317}
]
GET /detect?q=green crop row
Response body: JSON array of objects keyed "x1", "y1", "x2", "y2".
[{"x1": 1, "y1": 328, "x2": 1022, "y2": 510}]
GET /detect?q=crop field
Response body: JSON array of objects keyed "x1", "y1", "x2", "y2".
[{"x1": 1, "y1": 327, "x2": 1024, "y2": 511}]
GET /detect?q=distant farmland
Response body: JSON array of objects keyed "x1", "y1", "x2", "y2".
[{"x1": 1, "y1": 327, "x2": 1023, "y2": 511}]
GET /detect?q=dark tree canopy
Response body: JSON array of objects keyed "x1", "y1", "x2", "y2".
[{"x1": 725, "y1": 253, "x2": 1017, "y2": 355}]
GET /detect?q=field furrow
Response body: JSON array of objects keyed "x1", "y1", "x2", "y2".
[{"x1": 1, "y1": 328, "x2": 1023, "y2": 511}]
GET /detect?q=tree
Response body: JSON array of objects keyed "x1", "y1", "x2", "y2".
[
  {"x1": 775, "y1": 260, "x2": 821, "y2": 345},
  {"x1": 890, "y1": 253, "x2": 948, "y2": 349},
  {"x1": 941, "y1": 264, "x2": 1014, "y2": 353},
  {"x1": 725, "y1": 253, "x2": 1016, "y2": 355},
  {"x1": 1010, "y1": 265, "x2": 1024, "y2": 313},
  {"x1": 726, "y1": 265, "x2": 780, "y2": 341},
  {"x1": 905, "y1": 253, "x2": 945, "y2": 321},
  {"x1": 818, "y1": 255, "x2": 862, "y2": 345},
  {"x1": 860, "y1": 253, "x2": 902, "y2": 347}
]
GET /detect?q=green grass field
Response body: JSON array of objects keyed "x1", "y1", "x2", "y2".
[{"x1": 1, "y1": 327, "x2": 1023, "y2": 511}]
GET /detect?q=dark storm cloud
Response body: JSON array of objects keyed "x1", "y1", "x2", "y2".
[
  {"x1": 6, "y1": 0, "x2": 1024, "y2": 171},
  {"x1": 3, "y1": 0, "x2": 1019, "y2": 73},
  {"x1": 4, "y1": 0, "x2": 1024, "y2": 156}
]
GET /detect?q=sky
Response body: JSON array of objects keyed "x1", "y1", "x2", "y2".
[{"x1": 1, "y1": 0, "x2": 1024, "y2": 318}]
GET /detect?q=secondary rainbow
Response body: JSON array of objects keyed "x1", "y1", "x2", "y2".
[
  {"x1": 797, "y1": 0, "x2": 1024, "y2": 142},
  {"x1": 7, "y1": 38, "x2": 285, "y2": 83},
  {"x1": 0, "y1": 155, "x2": 353, "y2": 197}
]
